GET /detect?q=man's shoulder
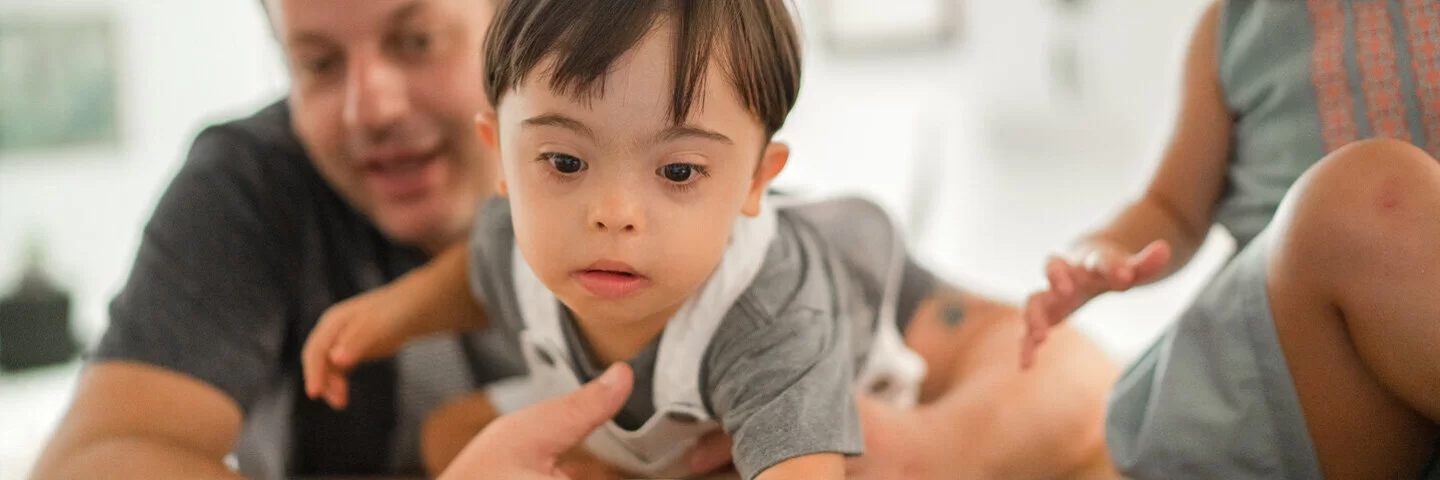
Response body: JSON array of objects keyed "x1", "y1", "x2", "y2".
[
  {"x1": 164, "y1": 99, "x2": 341, "y2": 222},
  {"x1": 215, "y1": 99, "x2": 298, "y2": 147},
  {"x1": 183, "y1": 99, "x2": 312, "y2": 182}
]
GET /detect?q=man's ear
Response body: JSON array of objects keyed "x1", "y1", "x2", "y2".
[
  {"x1": 476, "y1": 112, "x2": 508, "y2": 197},
  {"x1": 476, "y1": 111, "x2": 499, "y2": 150},
  {"x1": 741, "y1": 142, "x2": 789, "y2": 216}
]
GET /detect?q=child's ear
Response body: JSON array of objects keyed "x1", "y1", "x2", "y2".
[
  {"x1": 476, "y1": 112, "x2": 509, "y2": 197},
  {"x1": 742, "y1": 142, "x2": 789, "y2": 216}
]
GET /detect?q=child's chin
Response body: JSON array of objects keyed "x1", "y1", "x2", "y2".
[{"x1": 566, "y1": 296, "x2": 664, "y2": 324}]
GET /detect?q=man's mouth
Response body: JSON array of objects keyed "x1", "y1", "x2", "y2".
[
  {"x1": 359, "y1": 149, "x2": 445, "y2": 201},
  {"x1": 365, "y1": 155, "x2": 435, "y2": 174}
]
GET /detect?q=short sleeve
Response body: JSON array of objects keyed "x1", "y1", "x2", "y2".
[
  {"x1": 704, "y1": 305, "x2": 863, "y2": 480},
  {"x1": 465, "y1": 198, "x2": 523, "y2": 336},
  {"x1": 95, "y1": 126, "x2": 293, "y2": 412}
]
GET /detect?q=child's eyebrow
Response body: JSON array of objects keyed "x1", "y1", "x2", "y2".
[
  {"x1": 656, "y1": 125, "x2": 733, "y2": 145},
  {"x1": 522, "y1": 113, "x2": 596, "y2": 139}
]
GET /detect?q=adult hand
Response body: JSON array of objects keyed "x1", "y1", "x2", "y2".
[{"x1": 438, "y1": 363, "x2": 633, "y2": 480}]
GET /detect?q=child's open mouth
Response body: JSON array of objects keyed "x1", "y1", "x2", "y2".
[{"x1": 573, "y1": 261, "x2": 650, "y2": 298}]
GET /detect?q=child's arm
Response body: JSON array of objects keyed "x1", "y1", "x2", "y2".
[
  {"x1": 302, "y1": 242, "x2": 487, "y2": 409},
  {"x1": 1022, "y1": 0, "x2": 1232, "y2": 366},
  {"x1": 754, "y1": 453, "x2": 844, "y2": 480}
]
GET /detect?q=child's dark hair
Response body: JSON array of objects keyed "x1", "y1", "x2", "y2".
[{"x1": 483, "y1": 0, "x2": 803, "y2": 138}]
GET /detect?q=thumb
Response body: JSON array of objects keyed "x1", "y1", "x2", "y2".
[{"x1": 514, "y1": 363, "x2": 634, "y2": 461}]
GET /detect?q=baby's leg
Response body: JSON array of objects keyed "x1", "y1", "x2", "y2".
[{"x1": 1266, "y1": 138, "x2": 1440, "y2": 478}]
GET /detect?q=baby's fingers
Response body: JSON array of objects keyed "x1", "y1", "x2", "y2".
[
  {"x1": 324, "y1": 374, "x2": 350, "y2": 410},
  {"x1": 1045, "y1": 256, "x2": 1076, "y2": 297},
  {"x1": 302, "y1": 315, "x2": 348, "y2": 399}
]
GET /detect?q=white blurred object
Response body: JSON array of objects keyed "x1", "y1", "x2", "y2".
[{"x1": 819, "y1": 0, "x2": 960, "y2": 54}]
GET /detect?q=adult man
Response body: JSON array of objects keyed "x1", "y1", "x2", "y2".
[{"x1": 34, "y1": 0, "x2": 520, "y2": 476}]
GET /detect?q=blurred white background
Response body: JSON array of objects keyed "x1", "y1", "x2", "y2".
[{"x1": 0, "y1": 0, "x2": 1224, "y2": 477}]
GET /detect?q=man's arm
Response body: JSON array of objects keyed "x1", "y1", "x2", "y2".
[
  {"x1": 34, "y1": 121, "x2": 300, "y2": 477},
  {"x1": 32, "y1": 362, "x2": 245, "y2": 479}
]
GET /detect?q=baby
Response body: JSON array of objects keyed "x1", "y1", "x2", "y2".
[{"x1": 301, "y1": 0, "x2": 926, "y2": 479}]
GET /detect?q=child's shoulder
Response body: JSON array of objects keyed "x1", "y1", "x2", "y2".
[{"x1": 470, "y1": 197, "x2": 518, "y2": 260}]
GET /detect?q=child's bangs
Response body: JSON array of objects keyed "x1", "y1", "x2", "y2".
[{"x1": 484, "y1": 0, "x2": 801, "y2": 136}]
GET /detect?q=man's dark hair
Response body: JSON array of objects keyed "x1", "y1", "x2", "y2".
[{"x1": 483, "y1": 0, "x2": 802, "y2": 137}]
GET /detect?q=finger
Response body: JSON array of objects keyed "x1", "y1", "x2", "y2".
[
  {"x1": 1045, "y1": 256, "x2": 1074, "y2": 297},
  {"x1": 510, "y1": 363, "x2": 634, "y2": 461},
  {"x1": 302, "y1": 316, "x2": 345, "y2": 399},
  {"x1": 325, "y1": 375, "x2": 349, "y2": 410},
  {"x1": 687, "y1": 431, "x2": 735, "y2": 474},
  {"x1": 1021, "y1": 294, "x2": 1045, "y2": 344},
  {"x1": 329, "y1": 321, "x2": 371, "y2": 368},
  {"x1": 1102, "y1": 252, "x2": 1135, "y2": 287},
  {"x1": 1127, "y1": 240, "x2": 1173, "y2": 283},
  {"x1": 1020, "y1": 295, "x2": 1049, "y2": 368}
]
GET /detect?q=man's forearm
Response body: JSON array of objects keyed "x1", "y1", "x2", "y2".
[{"x1": 34, "y1": 437, "x2": 242, "y2": 480}]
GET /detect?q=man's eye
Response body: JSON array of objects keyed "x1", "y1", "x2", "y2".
[
  {"x1": 398, "y1": 32, "x2": 432, "y2": 54},
  {"x1": 304, "y1": 55, "x2": 342, "y2": 76}
]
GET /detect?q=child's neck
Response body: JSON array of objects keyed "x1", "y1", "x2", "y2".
[{"x1": 571, "y1": 303, "x2": 681, "y2": 366}]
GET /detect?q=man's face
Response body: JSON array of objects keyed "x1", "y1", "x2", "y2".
[{"x1": 271, "y1": 0, "x2": 495, "y2": 251}]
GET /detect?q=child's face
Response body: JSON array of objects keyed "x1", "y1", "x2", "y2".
[{"x1": 483, "y1": 22, "x2": 788, "y2": 327}]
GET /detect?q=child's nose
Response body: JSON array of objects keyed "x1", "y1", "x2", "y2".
[
  {"x1": 593, "y1": 218, "x2": 637, "y2": 233},
  {"x1": 588, "y1": 192, "x2": 644, "y2": 234}
]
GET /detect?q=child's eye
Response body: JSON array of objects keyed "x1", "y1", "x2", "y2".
[
  {"x1": 657, "y1": 163, "x2": 706, "y2": 184},
  {"x1": 542, "y1": 153, "x2": 587, "y2": 174}
]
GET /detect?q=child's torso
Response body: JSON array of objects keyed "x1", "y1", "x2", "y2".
[
  {"x1": 1218, "y1": 0, "x2": 1440, "y2": 247},
  {"x1": 466, "y1": 196, "x2": 923, "y2": 478}
]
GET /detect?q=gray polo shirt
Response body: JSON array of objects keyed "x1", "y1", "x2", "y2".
[{"x1": 468, "y1": 196, "x2": 934, "y2": 479}]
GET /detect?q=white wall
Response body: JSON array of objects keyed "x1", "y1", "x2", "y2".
[
  {"x1": 0, "y1": 0, "x2": 287, "y2": 347},
  {"x1": 0, "y1": 3, "x2": 284, "y2": 476},
  {"x1": 776, "y1": 0, "x2": 1222, "y2": 357}
]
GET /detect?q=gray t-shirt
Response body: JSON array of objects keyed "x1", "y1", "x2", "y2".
[{"x1": 468, "y1": 197, "x2": 932, "y2": 479}]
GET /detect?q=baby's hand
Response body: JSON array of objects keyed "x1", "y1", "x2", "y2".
[
  {"x1": 302, "y1": 284, "x2": 417, "y2": 410},
  {"x1": 1020, "y1": 240, "x2": 1171, "y2": 368}
]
